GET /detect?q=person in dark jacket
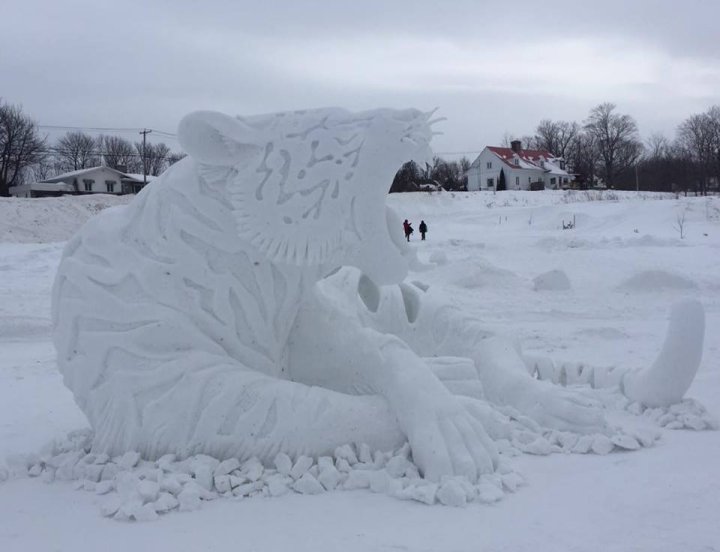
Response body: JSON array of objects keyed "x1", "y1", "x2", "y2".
[
  {"x1": 403, "y1": 219, "x2": 413, "y2": 242},
  {"x1": 419, "y1": 220, "x2": 427, "y2": 241}
]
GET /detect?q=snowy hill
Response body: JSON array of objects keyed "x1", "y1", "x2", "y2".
[{"x1": 0, "y1": 191, "x2": 718, "y2": 552}]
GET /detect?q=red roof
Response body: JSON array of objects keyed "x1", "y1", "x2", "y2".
[{"x1": 487, "y1": 146, "x2": 554, "y2": 170}]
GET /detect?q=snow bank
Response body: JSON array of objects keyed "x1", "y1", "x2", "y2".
[
  {"x1": 0, "y1": 195, "x2": 132, "y2": 243},
  {"x1": 533, "y1": 269, "x2": 572, "y2": 291},
  {"x1": 619, "y1": 270, "x2": 698, "y2": 292}
]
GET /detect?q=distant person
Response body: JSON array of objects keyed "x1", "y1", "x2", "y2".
[
  {"x1": 419, "y1": 220, "x2": 427, "y2": 241},
  {"x1": 403, "y1": 219, "x2": 413, "y2": 242}
]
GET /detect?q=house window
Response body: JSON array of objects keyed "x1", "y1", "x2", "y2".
[
  {"x1": 83, "y1": 179, "x2": 94, "y2": 192},
  {"x1": 105, "y1": 180, "x2": 116, "y2": 193},
  {"x1": 550, "y1": 177, "x2": 556, "y2": 185},
  {"x1": 486, "y1": 162, "x2": 492, "y2": 169},
  {"x1": 515, "y1": 177, "x2": 519, "y2": 186},
  {"x1": 486, "y1": 178, "x2": 494, "y2": 188},
  {"x1": 514, "y1": 158, "x2": 519, "y2": 166},
  {"x1": 528, "y1": 177, "x2": 531, "y2": 183}
]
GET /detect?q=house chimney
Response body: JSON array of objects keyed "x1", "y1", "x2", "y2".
[
  {"x1": 117, "y1": 164, "x2": 127, "y2": 174},
  {"x1": 510, "y1": 140, "x2": 522, "y2": 153}
]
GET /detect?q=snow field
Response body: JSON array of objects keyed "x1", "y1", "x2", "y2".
[{"x1": 0, "y1": 190, "x2": 718, "y2": 550}]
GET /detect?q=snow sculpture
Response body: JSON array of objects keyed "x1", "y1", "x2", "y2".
[{"x1": 52, "y1": 107, "x2": 707, "y2": 484}]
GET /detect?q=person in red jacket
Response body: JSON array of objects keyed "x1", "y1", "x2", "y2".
[{"x1": 403, "y1": 219, "x2": 413, "y2": 242}]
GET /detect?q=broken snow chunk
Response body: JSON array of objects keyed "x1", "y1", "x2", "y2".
[
  {"x1": 368, "y1": 470, "x2": 391, "y2": 494},
  {"x1": 611, "y1": 434, "x2": 640, "y2": 450},
  {"x1": 335, "y1": 458, "x2": 351, "y2": 473},
  {"x1": 100, "y1": 495, "x2": 123, "y2": 518},
  {"x1": 214, "y1": 458, "x2": 241, "y2": 477},
  {"x1": 138, "y1": 480, "x2": 160, "y2": 503},
  {"x1": 132, "y1": 503, "x2": 159, "y2": 522},
  {"x1": 358, "y1": 443, "x2": 373, "y2": 464},
  {"x1": 182, "y1": 480, "x2": 217, "y2": 501},
  {"x1": 290, "y1": 455, "x2": 314, "y2": 480},
  {"x1": 192, "y1": 463, "x2": 214, "y2": 491},
  {"x1": 292, "y1": 473, "x2": 324, "y2": 495},
  {"x1": 95, "y1": 480, "x2": 115, "y2": 495},
  {"x1": 159, "y1": 475, "x2": 184, "y2": 496},
  {"x1": 334, "y1": 444, "x2": 358, "y2": 465},
  {"x1": 501, "y1": 472, "x2": 524, "y2": 492},
  {"x1": 152, "y1": 492, "x2": 179, "y2": 513},
  {"x1": 682, "y1": 415, "x2": 706, "y2": 431},
  {"x1": 519, "y1": 437, "x2": 552, "y2": 455},
  {"x1": 372, "y1": 450, "x2": 389, "y2": 469},
  {"x1": 84, "y1": 464, "x2": 104, "y2": 483},
  {"x1": 591, "y1": 435, "x2": 615, "y2": 455},
  {"x1": 189, "y1": 454, "x2": 220, "y2": 471},
  {"x1": 56, "y1": 451, "x2": 83, "y2": 480},
  {"x1": 177, "y1": 486, "x2": 202, "y2": 512},
  {"x1": 229, "y1": 475, "x2": 247, "y2": 489},
  {"x1": 41, "y1": 467, "x2": 56, "y2": 483},
  {"x1": 343, "y1": 470, "x2": 372, "y2": 490},
  {"x1": 232, "y1": 482, "x2": 258, "y2": 497},
  {"x1": 28, "y1": 464, "x2": 43, "y2": 477},
  {"x1": 317, "y1": 465, "x2": 341, "y2": 491},
  {"x1": 629, "y1": 428, "x2": 657, "y2": 448},
  {"x1": 214, "y1": 475, "x2": 232, "y2": 494},
  {"x1": 267, "y1": 475, "x2": 291, "y2": 497},
  {"x1": 118, "y1": 451, "x2": 141, "y2": 470},
  {"x1": 385, "y1": 455, "x2": 412, "y2": 478},
  {"x1": 115, "y1": 472, "x2": 142, "y2": 500},
  {"x1": 476, "y1": 479, "x2": 504, "y2": 504},
  {"x1": 437, "y1": 479, "x2": 467, "y2": 507},
  {"x1": 557, "y1": 432, "x2": 579, "y2": 451},
  {"x1": 274, "y1": 453, "x2": 293, "y2": 475},
  {"x1": 571, "y1": 435, "x2": 594, "y2": 454},
  {"x1": 93, "y1": 453, "x2": 110, "y2": 465},
  {"x1": 400, "y1": 482, "x2": 438, "y2": 505},
  {"x1": 241, "y1": 457, "x2": 264, "y2": 482},
  {"x1": 156, "y1": 454, "x2": 176, "y2": 470}
]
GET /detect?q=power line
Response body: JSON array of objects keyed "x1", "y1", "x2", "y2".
[{"x1": 38, "y1": 124, "x2": 177, "y2": 137}]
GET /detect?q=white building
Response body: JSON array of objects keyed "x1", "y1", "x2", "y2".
[
  {"x1": 11, "y1": 167, "x2": 154, "y2": 198},
  {"x1": 466, "y1": 140, "x2": 573, "y2": 191}
]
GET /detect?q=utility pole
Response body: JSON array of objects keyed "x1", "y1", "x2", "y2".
[{"x1": 139, "y1": 128, "x2": 152, "y2": 188}]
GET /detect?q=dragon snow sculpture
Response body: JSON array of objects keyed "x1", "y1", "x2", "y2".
[{"x1": 52, "y1": 107, "x2": 708, "y2": 483}]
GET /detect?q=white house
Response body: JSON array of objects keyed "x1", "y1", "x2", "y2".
[
  {"x1": 11, "y1": 167, "x2": 154, "y2": 198},
  {"x1": 466, "y1": 140, "x2": 573, "y2": 191}
]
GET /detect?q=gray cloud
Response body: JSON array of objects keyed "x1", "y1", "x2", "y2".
[{"x1": 2, "y1": 0, "x2": 719, "y2": 156}]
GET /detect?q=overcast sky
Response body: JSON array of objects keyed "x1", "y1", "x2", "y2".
[{"x1": 2, "y1": 0, "x2": 719, "y2": 157}]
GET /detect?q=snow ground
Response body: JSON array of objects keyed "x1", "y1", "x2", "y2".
[{"x1": 0, "y1": 191, "x2": 718, "y2": 551}]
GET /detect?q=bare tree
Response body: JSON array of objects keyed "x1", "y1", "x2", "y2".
[
  {"x1": 99, "y1": 135, "x2": 140, "y2": 173},
  {"x1": 566, "y1": 131, "x2": 600, "y2": 187},
  {"x1": 645, "y1": 132, "x2": 671, "y2": 160},
  {"x1": 676, "y1": 105, "x2": 720, "y2": 195},
  {"x1": 167, "y1": 152, "x2": 186, "y2": 166},
  {"x1": 0, "y1": 100, "x2": 46, "y2": 196},
  {"x1": 135, "y1": 141, "x2": 172, "y2": 176},
  {"x1": 535, "y1": 120, "x2": 580, "y2": 158},
  {"x1": 55, "y1": 131, "x2": 100, "y2": 172},
  {"x1": 674, "y1": 208, "x2": 687, "y2": 239},
  {"x1": 585, "y1": 103, "x2": 643, "y2": 187}
]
